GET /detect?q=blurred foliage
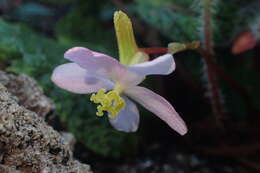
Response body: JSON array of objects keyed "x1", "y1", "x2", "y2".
[
  {"x1": 0, "y1": 0, "x2": 260, "y2": 160},
  {"x1": 133, "y1": 0, "x2": 199, "y2": 41},
  {"x1": 14, "y1": 3, "x2": 54, "y2": 18}
]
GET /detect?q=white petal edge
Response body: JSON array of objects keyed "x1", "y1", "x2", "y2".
[
  {"x1": 109, "y1": 96, "x2": 140, "y2": 132},
  {"x1": 64, "y1": 47, "x2": 144, "y2": 87},
  {"x1": 128, "y1": 54, "x2": 175, "y2": 76},
  {"x1": 51, "y1": 63, "x2": 114, "y2": 94},
  {"x1": 125, "y1": 86, "x2": 187, "y2": 135}
]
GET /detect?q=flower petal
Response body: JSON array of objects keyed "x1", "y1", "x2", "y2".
[
  {"x1": 51, "y1": 63, "x2": 114, "y2": 94},
  {"x1": 64, "y1": 47, "x2": 144, "y2": 87},
  {"x1": 125, "y1": 86, "x2": 187, "y2": 135},
  {"x1": 109, "y1": 96, "x2": 139, "y2": 132},
  {"x1": 128, "y1": 54, "x2": 175, "y2": 76}
]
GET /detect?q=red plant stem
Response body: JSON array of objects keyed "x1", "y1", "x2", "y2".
[
  {"x1": 202, "y1": 0, "x2": 224, "y2": 128},
  {"x1": 140, "y1": 2, "x2": 224, "y2": 127},
  {"x1": 140, "y1": 46, "x2": 253, "y2": 113},
  {"x1": 139, "y1": 47, "x2": 168, "y2": 54},
  {"x1": 199, "y1": 49, "x2": 253, "y2": 114},
  {"x1": 205, "y1": 55, "x2": 224, "y2": 126}
]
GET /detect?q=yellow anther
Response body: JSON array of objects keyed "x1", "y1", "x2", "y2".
[{"x1": 90, "y1": 88, "x2": 125, "y2": 118}]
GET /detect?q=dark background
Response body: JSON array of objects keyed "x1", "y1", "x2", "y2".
[{"x1": 0, "y1": 0, "x2": 259, "y2": 172}]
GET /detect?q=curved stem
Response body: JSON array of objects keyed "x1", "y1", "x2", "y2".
[{"x1": 201, "y1": 0, "x2": 225, "y2": 128}]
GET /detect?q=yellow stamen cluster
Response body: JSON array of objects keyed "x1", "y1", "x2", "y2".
[{"x1": 90, "y1": 89, "x2": 125, "y2": 118}]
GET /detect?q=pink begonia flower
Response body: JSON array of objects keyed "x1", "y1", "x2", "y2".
[{"x1": 51, "y1": 11, "x2": 188, "y2": 135}]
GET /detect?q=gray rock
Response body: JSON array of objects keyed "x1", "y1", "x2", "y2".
[
  {"x1": 0, "y1": 83, "x2": 92, "y2": 173},
  {"x1": 0, "y1": 71, "x2": 54, "y2": 117},
  {"x1": 61, "y1": 132, "x2": 76, "y2": 152}
]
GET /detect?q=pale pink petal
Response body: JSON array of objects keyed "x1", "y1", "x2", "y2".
[
  {"x1": 64, "y1": 47, "x2": 144, "y2": 87},
  {"x1": 51, "y1": 63, "x2": 114, "y2": 94},
  {"x1": 125, "y1": 86, "x2": 187, "y2": 135},
  {"x1": 109, "y1": 96, "x2": 139, "y2": 132},
  {"x1": 128, "y1": 54, "x2": 175, "y2": 76}
]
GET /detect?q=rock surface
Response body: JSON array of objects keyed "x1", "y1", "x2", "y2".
[
  {"x1": 0, "y1": 71, "x2": 54, "y2": 117},
  {"x1": 0, "y1": 83, "x2": 92, "y2": 173},
  {"x1": 61, "y1": 132, "x2": 76, "y2": 152}
]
